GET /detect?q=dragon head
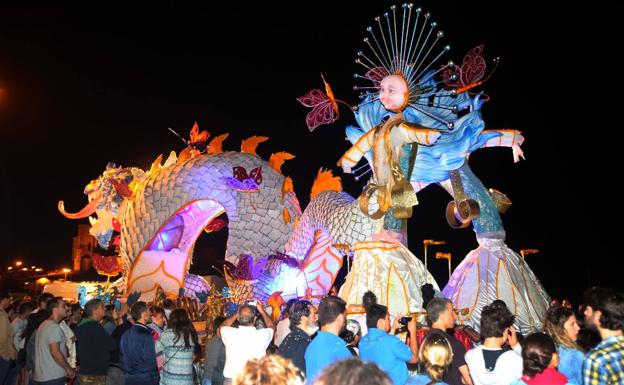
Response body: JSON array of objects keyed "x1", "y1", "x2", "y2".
[{"x1": 59, "y1": 163, "x2": 145, "y2": 249}]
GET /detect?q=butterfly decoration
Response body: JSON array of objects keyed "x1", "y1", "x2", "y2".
[
  {"x1": 233, "y1": 254, "x2": 268, "y2": 280},
  {"x1": 222, "y1": 166, "x2": 263, "y2": 192},
  {"x1": 297, "y1": 74, "x2": 341, "y2": 132},
  {"x1": 365, "y1": 66, "x2": 390, "y2": 87},
  {"x1": 189, "y1": 121, "x2": 210, "y2": 152},
  {"x1": 443, "y1": 45, "x2": 499, "y2": 94}
]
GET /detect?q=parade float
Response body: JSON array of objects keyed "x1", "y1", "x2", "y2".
[{"x1": 59, "y1": 4, "x2": 550, "y2": 332}]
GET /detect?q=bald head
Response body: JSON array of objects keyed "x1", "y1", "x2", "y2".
[{"x1": 238, "y1": 305, "x2": 256, "y2": 326}]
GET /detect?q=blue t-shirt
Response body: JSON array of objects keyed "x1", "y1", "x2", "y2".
[
  {"x1": 407, "y1": 374, "x2": 450, "y2": 385},
  {"x1": 359, "y1": 328, "x2": 413, "y2": 385},
  {"x1": 304, "y1": 331, "x2": 352, "y2": 383},
  {"x1": 557, "y1": 345, "x2": 583, "y2": 385}
]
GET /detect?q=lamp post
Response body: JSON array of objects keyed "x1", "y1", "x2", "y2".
[
  {"x1": 62, "y1": 268, "x2": 71, "y2": 281},
  {"x1": 436, "y1": 252, "x2": 452, "y2": 282},
  {"x1": 520, "y1": 249, "x2": 539, "y2": 260},
  {"x1": 423, "y1": 240, "x2": 446, "y2": 270}
]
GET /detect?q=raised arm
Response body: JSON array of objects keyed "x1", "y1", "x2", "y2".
[
  {"x1": 398, "y1": 123, "x2": 441, "y2": 146},
  {"x1": 338, "y1": 129, "x2": 375, "y2": 173}
]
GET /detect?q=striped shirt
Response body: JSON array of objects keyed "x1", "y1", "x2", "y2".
[{"x1": 582, "y1": 334, "x2": 624, "y2": 385}]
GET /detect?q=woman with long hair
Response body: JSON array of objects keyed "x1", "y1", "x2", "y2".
[
  {"x1": 510, "y1": 333, "x2": 571, "y2": 385},
  {"x1": 234, "y1": 355, "x2": 303, "y2": 385},
  {"x1": 409, "y1": 333, "x2": 452, "y2": 385},
  {"x1": 542, "y1": 305, "x2": 584, "y2": 384},
  {"x1": 156, "y1": 308, "x2": 198, "y2": 385}
]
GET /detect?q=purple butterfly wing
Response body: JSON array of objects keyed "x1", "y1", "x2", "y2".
[
  {"x1": 297, "y1": 89, "x2": 328, "y2": 107},
  {"x1": 306, "y1": 103, "x2": 336, "y2": 132},
  {"x1": 365, "y1": 67, "x2": 389, "y2": 87},
  {"x1": 242, "y1": 178, "x2": 259, "y2": 191},
  {"x1": 223, "y1": 177, "x2": 246, "y2": 190},
  {"x1": 232, "y1": 166, "x2": 248, "y2": 181},
  {"x1": 461, "y1": 45, "x2": 486, "y2": 86},
  {"x1": 251, "y1": 257, "x2": 268, "y2": 280},
  {"x1": 249, "y1": 167, "x2": 262, "y2": 185},
  {"x1": 443, "y1": 63, "x2": 462, "y2": 87}
]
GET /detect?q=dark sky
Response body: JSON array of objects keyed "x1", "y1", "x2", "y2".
[{"x1": 0, "y1": 3, "x2": 619, "y2": 302}]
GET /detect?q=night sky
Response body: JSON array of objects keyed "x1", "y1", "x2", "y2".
[{"x1": 0, "y1": 3, "x2": 619, "y2": 303}]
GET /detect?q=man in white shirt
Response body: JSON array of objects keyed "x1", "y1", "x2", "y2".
[
  {"x1": 220, "y1": 299, "x2": 274, "y2": 384},
  {"x1": 34, "y1": 297, "x2": 76, "y2": 385},
  {"x1": 465, "y1": 301, "x2": 522, "y2": 385}
]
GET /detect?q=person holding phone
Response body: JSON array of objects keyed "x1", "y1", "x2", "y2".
[{"x1": 220, "y1": 299, "x2": 274, "y2": 384}]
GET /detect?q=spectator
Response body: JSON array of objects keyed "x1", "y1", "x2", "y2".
[
  {"x1": 279, "y1": 300, "x2": 318, "y2": 375},
  {"x1": 12, "y1": 301, "x2": 35, "y2": 385},
  {"x1": 148, "y1": 306, "x2": 166, "y2": 339},
  {"x1": 76, "y1": 299, "x2": 116, "y2": 385},
  {"x1": 34, "y1": 293, "x2": 54, "y2": 314},
  {"x1": 304, "y1": 296, "x2": 352, "y2": 383},
  {"x1": 120, "y1": 301, "x2": 159, "y2": 385},
  {"x1": 542, "y1": 305, "x2": 584, "y2": 384},
  {"x1": 233, "y1": 354, "x2": 303, "y2": 385},
  {"x1": 221, "y1": 300, "x2": 274, "y2": 383},
  {"x1": 0, "y1": 290, "x2": 17, "y2": 385},
  {"x1": 275, "y1": 299, "x2": 298, "y2": 347},
  {"x1": 162, "y1": 299, "x2": 175, "y2": 321},
  {"x1": 102, "y1": 305, "x2": 120, "y2": 335},
  {"x1": 312, "y1": 358, "x2": 392, "y2": 385},
  {"x1": 582, "y1": 287, "x2": 624, "y2": 385},
  {"x1": 156, "y1": 308, "x2": 198, "y2": 384},
  {"x1": 464, "y1": 301, "x2": 522, "y2": 385},
  {"x1": 340, "y1": 319, "x2": 361, "y2": 357},
  {"x1": 68, "y1": 304, "x2": 83, "y2": 334},
  {"x1": 23, "y1": 310, "x2": 49, "y2": 383},
  {"x1": 510, "y1": 333, "x2": 568, "y2": 385},
  {"x1": 354, "y1": 291, "x2": 377, "y2": 337},
  {"x1": 203, "y1": 317, "x2": 226, "y2": 385},
  {"x1": 425, "y1": 298, "x2": 472, "y2": 385},
  {"x1": 33, "y1": 297, "x2": 75, "y2": 385},
  {"x1": 410, "y1": 333, "x2": 453, "y2": 385},
  {"x1": 108, "y1": 311, "x2": 134, "y2": 385},
  {"x1": 359, "y1": 304, "x2": 417, "y2": 385}
]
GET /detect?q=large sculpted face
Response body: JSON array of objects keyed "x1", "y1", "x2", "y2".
[{"x1": 379, "y1": 74, "x2": 409, "y2": 112}]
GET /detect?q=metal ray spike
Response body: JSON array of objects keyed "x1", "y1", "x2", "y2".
[
  {"x1": 366, "y1": 28, "x2": 392, "y2": 71},
  {"x1": 409, "y1": 20, "x2": 437, "y2": 79},
  {"x1": 413, "y1": 44, "x2": 450, "y2": 81},
  {"x1": 377, "y1": 15, "x2": 394, "y2": 73}
]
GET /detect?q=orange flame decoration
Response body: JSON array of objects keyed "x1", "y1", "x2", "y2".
[
  {"x1": 241, "y1": 136, "x2": 269, "y2": 156},
  {"x1": 283, "y1": 207, "x2": 291, "y2": 224},
  {"x1": 269, "y1": 152, "x2": 295, "y2": 174},
  {"x1": 310, "y1": 169, "x2": 342, "y2": 200},
  {"x1": 207, "y1": 133, "x2": 229, "y2": 155},
  {"x1": 282, "y1": 177, "x2": 294, "y2": 200},
  {"x1": 149, "y1": 154, "x2": 163, "y2": 174}
]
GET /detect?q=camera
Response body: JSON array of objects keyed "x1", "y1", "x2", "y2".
[
  {"x1": 399, "y1": 316, "x2": 412, "y2": 325},
  {"x1": 247, "y1": 300, "x2": 257, "y2": 306}
]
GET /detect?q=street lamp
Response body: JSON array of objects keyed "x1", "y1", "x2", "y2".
[
  {"x1": 423, "y1": 240, "x2": 446, "y2": 270},
  {"x1": 520, "y1": 249, "x2": 539, "y2": 260},
  {"x1": 436, "y1": 252, "x2": 452, "y2": 282},
  {"x1": 62, "y1": 268, "x2": 71, "y2": 281},
  {"x1": 15, "y1": 261, "x2": 22, "y2": 267}
]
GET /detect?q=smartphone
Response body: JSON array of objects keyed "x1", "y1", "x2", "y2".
[{"x1": 247, "y1": 300, "x2": 257, "y2": 306}]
